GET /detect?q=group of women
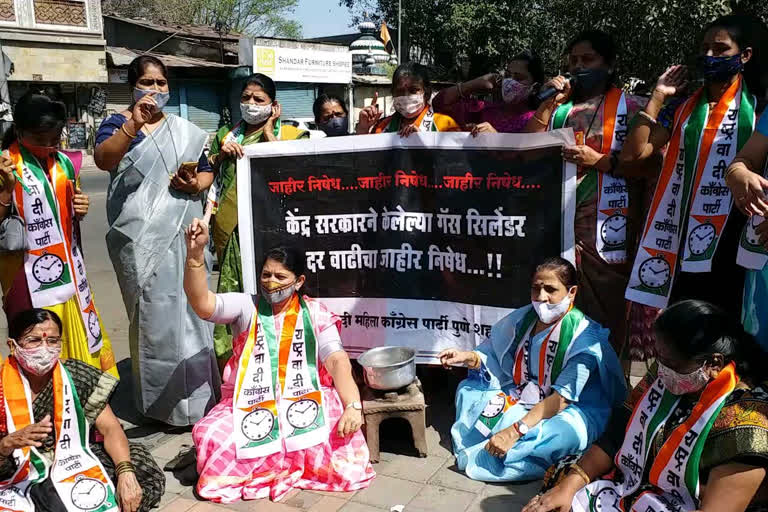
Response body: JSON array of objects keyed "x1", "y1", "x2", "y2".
[{"x1": 0, "y1": 9, "x2": 767, "y2": 512}]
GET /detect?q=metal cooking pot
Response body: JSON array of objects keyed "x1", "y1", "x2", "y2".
[{"x1": 357, "y1": 346, "x2": 416, "y2": 391}]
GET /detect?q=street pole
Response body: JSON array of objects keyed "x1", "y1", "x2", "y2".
[{"x1": 397, "y1": 0, "x2": 402, "y2": 64}]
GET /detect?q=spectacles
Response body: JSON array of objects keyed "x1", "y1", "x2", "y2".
[{"x1": 18, "y1": 336, "x2": 63, "y2": 349}]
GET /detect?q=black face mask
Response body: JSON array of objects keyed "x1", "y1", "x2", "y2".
[{"x1": 572, "y1": 68, "x2": 610, "y2": 95}]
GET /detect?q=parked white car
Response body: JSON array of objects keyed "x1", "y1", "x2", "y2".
[{"x1": 282, "y1": 118, "x2": 326, "y2": 138}]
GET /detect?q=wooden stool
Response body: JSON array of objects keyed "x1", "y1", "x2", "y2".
[{"x1": 361, "y1": 378, "x2": 428, "y2": 463}]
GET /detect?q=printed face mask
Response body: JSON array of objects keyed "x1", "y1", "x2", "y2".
[
  {"x1": 501, "y1": 78, "x2": 532, "y2": 104},
  {"x1": 133, "y1": 88, "x2": 170, "y2": 111},
  {"x1": 658, "y1": 362, "x2": 710, "y2": 395},
  {"x1": 12, "y1": 340, "x2": 60, "y2": 376},
  {"x1": 240, "y1": 103, "x2": 273, "y2": 125},
  {"x1": 532, "y1": 294, "x2": 572, "y2": 324},
  {"x1": 393, "y1": 94, "x2": 425, "y2": 119},
  {"x1": 697, "y1": 54, "x2": 744, "y2": 82},
  {"x1": 319, "y1": 116, "x2": 348, "y2": 137},
  {"x1": 261, "y1": 280, "x2": 298, "y2": 305}
]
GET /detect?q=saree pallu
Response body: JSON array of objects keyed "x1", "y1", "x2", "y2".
[
  {"x1": 105, "y1": 114, "x2": 220, "y2": 426},
  {"x1": 0, "y1": 157, "x2": 117, "y2": 378},
  {"x1": 193, "y1": 320, "x2": 374, "y2": 502},
  {"x1": 210, "y1": 122, "x2": 307, "y2": 361},
  {"x1": 450, "y1": 306, "x2": 626, "y2": 482}
]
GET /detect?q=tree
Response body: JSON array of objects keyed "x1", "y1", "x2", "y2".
[
  {"x1": 340, "y1": 0, "x2": 766, "y2": 87},
  {"x1": 101, "y1": 0, "x2": 302, "y2": 38}
]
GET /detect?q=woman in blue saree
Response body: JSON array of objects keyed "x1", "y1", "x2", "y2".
[
  {"x1": 94, "y1": 55, "x2": 220, "y2": 426},
  {"x1": 439, "y1": 257, "x2": 626, "y2": 482}
]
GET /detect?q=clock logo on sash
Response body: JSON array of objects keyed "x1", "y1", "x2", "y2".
[
  {"x1": 688, "y1": 222, "x2": 716, "y2": 256},
  {"x1": 638, "y1": 256, "x2": 671, "y2": 289},
  {"x1": 241, "y1": 408, "x2": 275, "y2": 442},
  {"x1": 591, "y1": 486, "x2": 621, "y2": 509},
  {"x1": 480, "y1": 394, "x2": 506, "y2": 418},
  {"x1": 286, "y1": 398, "x2": 319, "y2": 429},
  {"x1": 32, "y1": 253, "x2": 65, "y2": 284},
  {"x1": 87, "y1": 311, "x2": 101, "y2": 340},
  {"x1": 600, "y1": 213, "x2": 627, "y2": 247},
  {"x1": 70, "y1": 476, "x2": 108, "y2": 511},
  {"x1": 744, "y1": 216, "x2": 762, "y2": 247}
]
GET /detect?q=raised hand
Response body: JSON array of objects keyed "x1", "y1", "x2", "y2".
[
  {"x1": 184, "y1": 218, "x2": 208, "y2": 263},
  {"x1": 357, "y1": 92, "x2": 383, "y2": 134},
  {"x1": 654, "y1": 65, "x2": 688, "y2": 99}
]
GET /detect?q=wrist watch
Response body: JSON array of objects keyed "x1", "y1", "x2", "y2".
[
  {"x1": 346, "y1": 401, "x2": 362, "y2": 411},
  {"x1": 513, "y1": 421, "x2": 529, "y2": 437}
]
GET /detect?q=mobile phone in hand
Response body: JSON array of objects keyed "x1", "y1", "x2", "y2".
[{"x1": 178, "y1": 161, "x2": 198, "y2": 179}]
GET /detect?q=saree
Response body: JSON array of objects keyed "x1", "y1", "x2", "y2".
[
  {"x1": 0, "y1": 147, "x2": 117, "y2": 377},
  {"x1": 193, "y1": 296, "x2": 374, "y2": 503},
  {"x1": 105, "y1": 114, "x2": 220, "y2": 426},
  {"x1": 210, "y1": 121, "x2": 308, "y2": 361},
  {"x1": 542, "y1": 366, "x2": 768, "y2": 511},
  {"x1": 451, "y1": 305, "x2": 626, "y2": 482},
  {"x1": 0, "y1": 359, "x2": 165, "y2": 512}
]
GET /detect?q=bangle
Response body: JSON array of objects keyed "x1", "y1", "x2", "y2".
[
  {"x1": 115, "y1": 461, "x2": 135, "y2": 476},
  {"x1": 569, "y1": 463, "x2": 591, "y2": 485},
  {"x1": 468, "y1": 351, "x2": 481, "y2": 369},
  {"x1": 638, "y1": 111, "x2": 657, "y2": 124},
  {"x1": 0, "y1": 195, "x2": 10, "y2": 208},
  {"x1": 121, "y1": 123, "x2": 137, "y2": 139},
  {"x1": 533, "y1": 114, "x2": 549, "y2": 126},
  {"x1": 723, "y1": 165, "x2": 741, "y2": 184},
  {"x1": 186, "y1": 260, "x2": 205, "y2": 269}
]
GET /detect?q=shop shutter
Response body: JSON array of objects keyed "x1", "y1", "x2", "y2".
[
  {"x1": 186, "y1": 83, "x2": 222, "y2": 133},
  {"x1": 276, "y1": 82, "x2": 317, "y2": 119},
  {"x1": 105, "y1": 84, "x2": 131, "y2": 116},
  {"x1": 164, "y1": 87, "x2": 181, "y2": 118}
]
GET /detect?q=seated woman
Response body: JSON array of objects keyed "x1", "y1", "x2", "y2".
[
  {"x1": 524, "y1": 300, "x2": 768, "y2": 512},
  {"x1": 313, "y1": 94, "x2": 351, "y2": 137},
  {"x1": 356, "y1": 62, "x2": 460, "y2": 136},
  {"x1": 0, "y1": 308, "x2": 164, "y2": 512},
  {"x1": 439, "y1": 257, "x2": 626, "y2": 482},
  {"x1": 183, "y1": 219, "x2": 375, "y2": 503}
]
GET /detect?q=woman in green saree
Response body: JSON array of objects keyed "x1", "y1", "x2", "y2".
[{"x1": 208, "y1": 73, "x2": 308, "y2": 367}]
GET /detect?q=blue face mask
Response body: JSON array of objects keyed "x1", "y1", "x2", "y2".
[
  {"x1": 697, "y1": 54, "x2": 743, "y2": 82},
  {"x1": 133, "y1": 87, "x2": 170, "y2": 111},
  {"x1": 319, "y1": 116, "x2": 348, "y2": 137}
]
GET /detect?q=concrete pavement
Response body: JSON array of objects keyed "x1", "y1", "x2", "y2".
[{"x1": 1, "y1": 165, "x2": 542, "y2": 511}]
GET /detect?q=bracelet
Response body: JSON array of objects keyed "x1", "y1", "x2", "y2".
[
  {"x1": 569, "y1": 463, "x2": 591, "y2": 485},
  {"x1": 186, "y1": 260, "x2": 205, "y2": 269},
  {"x1": 115, "y1": 461, "x2": 135, "y2": 476},
  {"x1": 121, "y1": 123, "x2": 137, "y2": 139},
  {"x1": 468, "y1": 351, "x2": 481, "y2": 369},
  {"x1": 723, "y1": 165, "x2": 740, "y2": 183},
  {"x1": 638, "y1": 110, "x2": 657, "y2": 124}
]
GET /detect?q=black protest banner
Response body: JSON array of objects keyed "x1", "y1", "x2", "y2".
[{"x1": 238, "y1": 131, "x2": 575, "y2": 361}]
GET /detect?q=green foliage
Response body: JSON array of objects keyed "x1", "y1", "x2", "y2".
[
  {"x1": 102, "y1": 0, "x2": 302, "y2": 37},
  {"x1": 339, "y1": 0, "x2": 766, "y2": 85}
]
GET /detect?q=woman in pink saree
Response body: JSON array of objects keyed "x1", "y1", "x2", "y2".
[{"x1": 182, "y1": 219, "x2": 374, "y2": 503}]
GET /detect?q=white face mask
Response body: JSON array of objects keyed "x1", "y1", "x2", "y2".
[
  {"x1": 12, "y1": 340, "x2": 60, "y2": 376},
  {"x1": 658, "y1": 362, "x2": 710, "y2": 395},
  {"x1": 133, "y1": 88, "x2": 170, "y2": 111},
  {"x1": 532, "y1": 295, "x2": 572, "y2": 324},
  {"x1": 393, "y1": 94, "x2": 425, "y2": 119},
  {"x1": 260, "y1": 280, "x2": 299, "y2": 305},
  {"x1": 501, "y1": 78, "x2": 532, "y2": 104},
  {"x1": 241, "y1": 103, "x2": 273, "y2": 125}
]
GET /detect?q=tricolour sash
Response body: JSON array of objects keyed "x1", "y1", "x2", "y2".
[
  {"x1": 736, "y1": 160, "x2": 768, "y2": 270},
  {"x1": 0, "y1": 359, "x2": 118, "y2": 512},
  {"x1": 382, "y1": 107, "x2": 437, "y2": 133},
  {"x1": 551, "y1": 88, "x2": 630, "y2": 263},
  {"x1": 626, "y1": 77, "x2": 755, "y2": 309},
  {"x1": 572, "y1": 363, "x2": 737, "y2": 512},
  {"x1": 474, "y1": 307, "x2": 589, "y2": 437},
  {"x1": 10, "y1": 142, "x2": 103, "y2": 353},
  {"x1": 205, "y1": 119, "x2": 283, "y2": 217},
  {"x1": 233, "y1": 295, "x2": 327, "y2": 459}
]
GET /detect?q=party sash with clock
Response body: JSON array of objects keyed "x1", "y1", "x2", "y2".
[
  {"x1": 474, "y1": 306, "x2": 589, "y2": 437},
  {"x1": 626, "y1": 77, "x2": 755, "y2": 309},
  {"x1": 0, "y1": 358, "x2": 118, "y2": 512},
  {"x1": 233, "y1": 295, "x2": 328, "y2": 459},
  {"x1": 9, "y1": 142, "x2": 104, "y2": 353},
  {"x1": 572, "y1": 363, "x2": 737, "y2": 512},
  {"x1": 551, "y1": 88, "x2": 630, "y2": 264}
]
